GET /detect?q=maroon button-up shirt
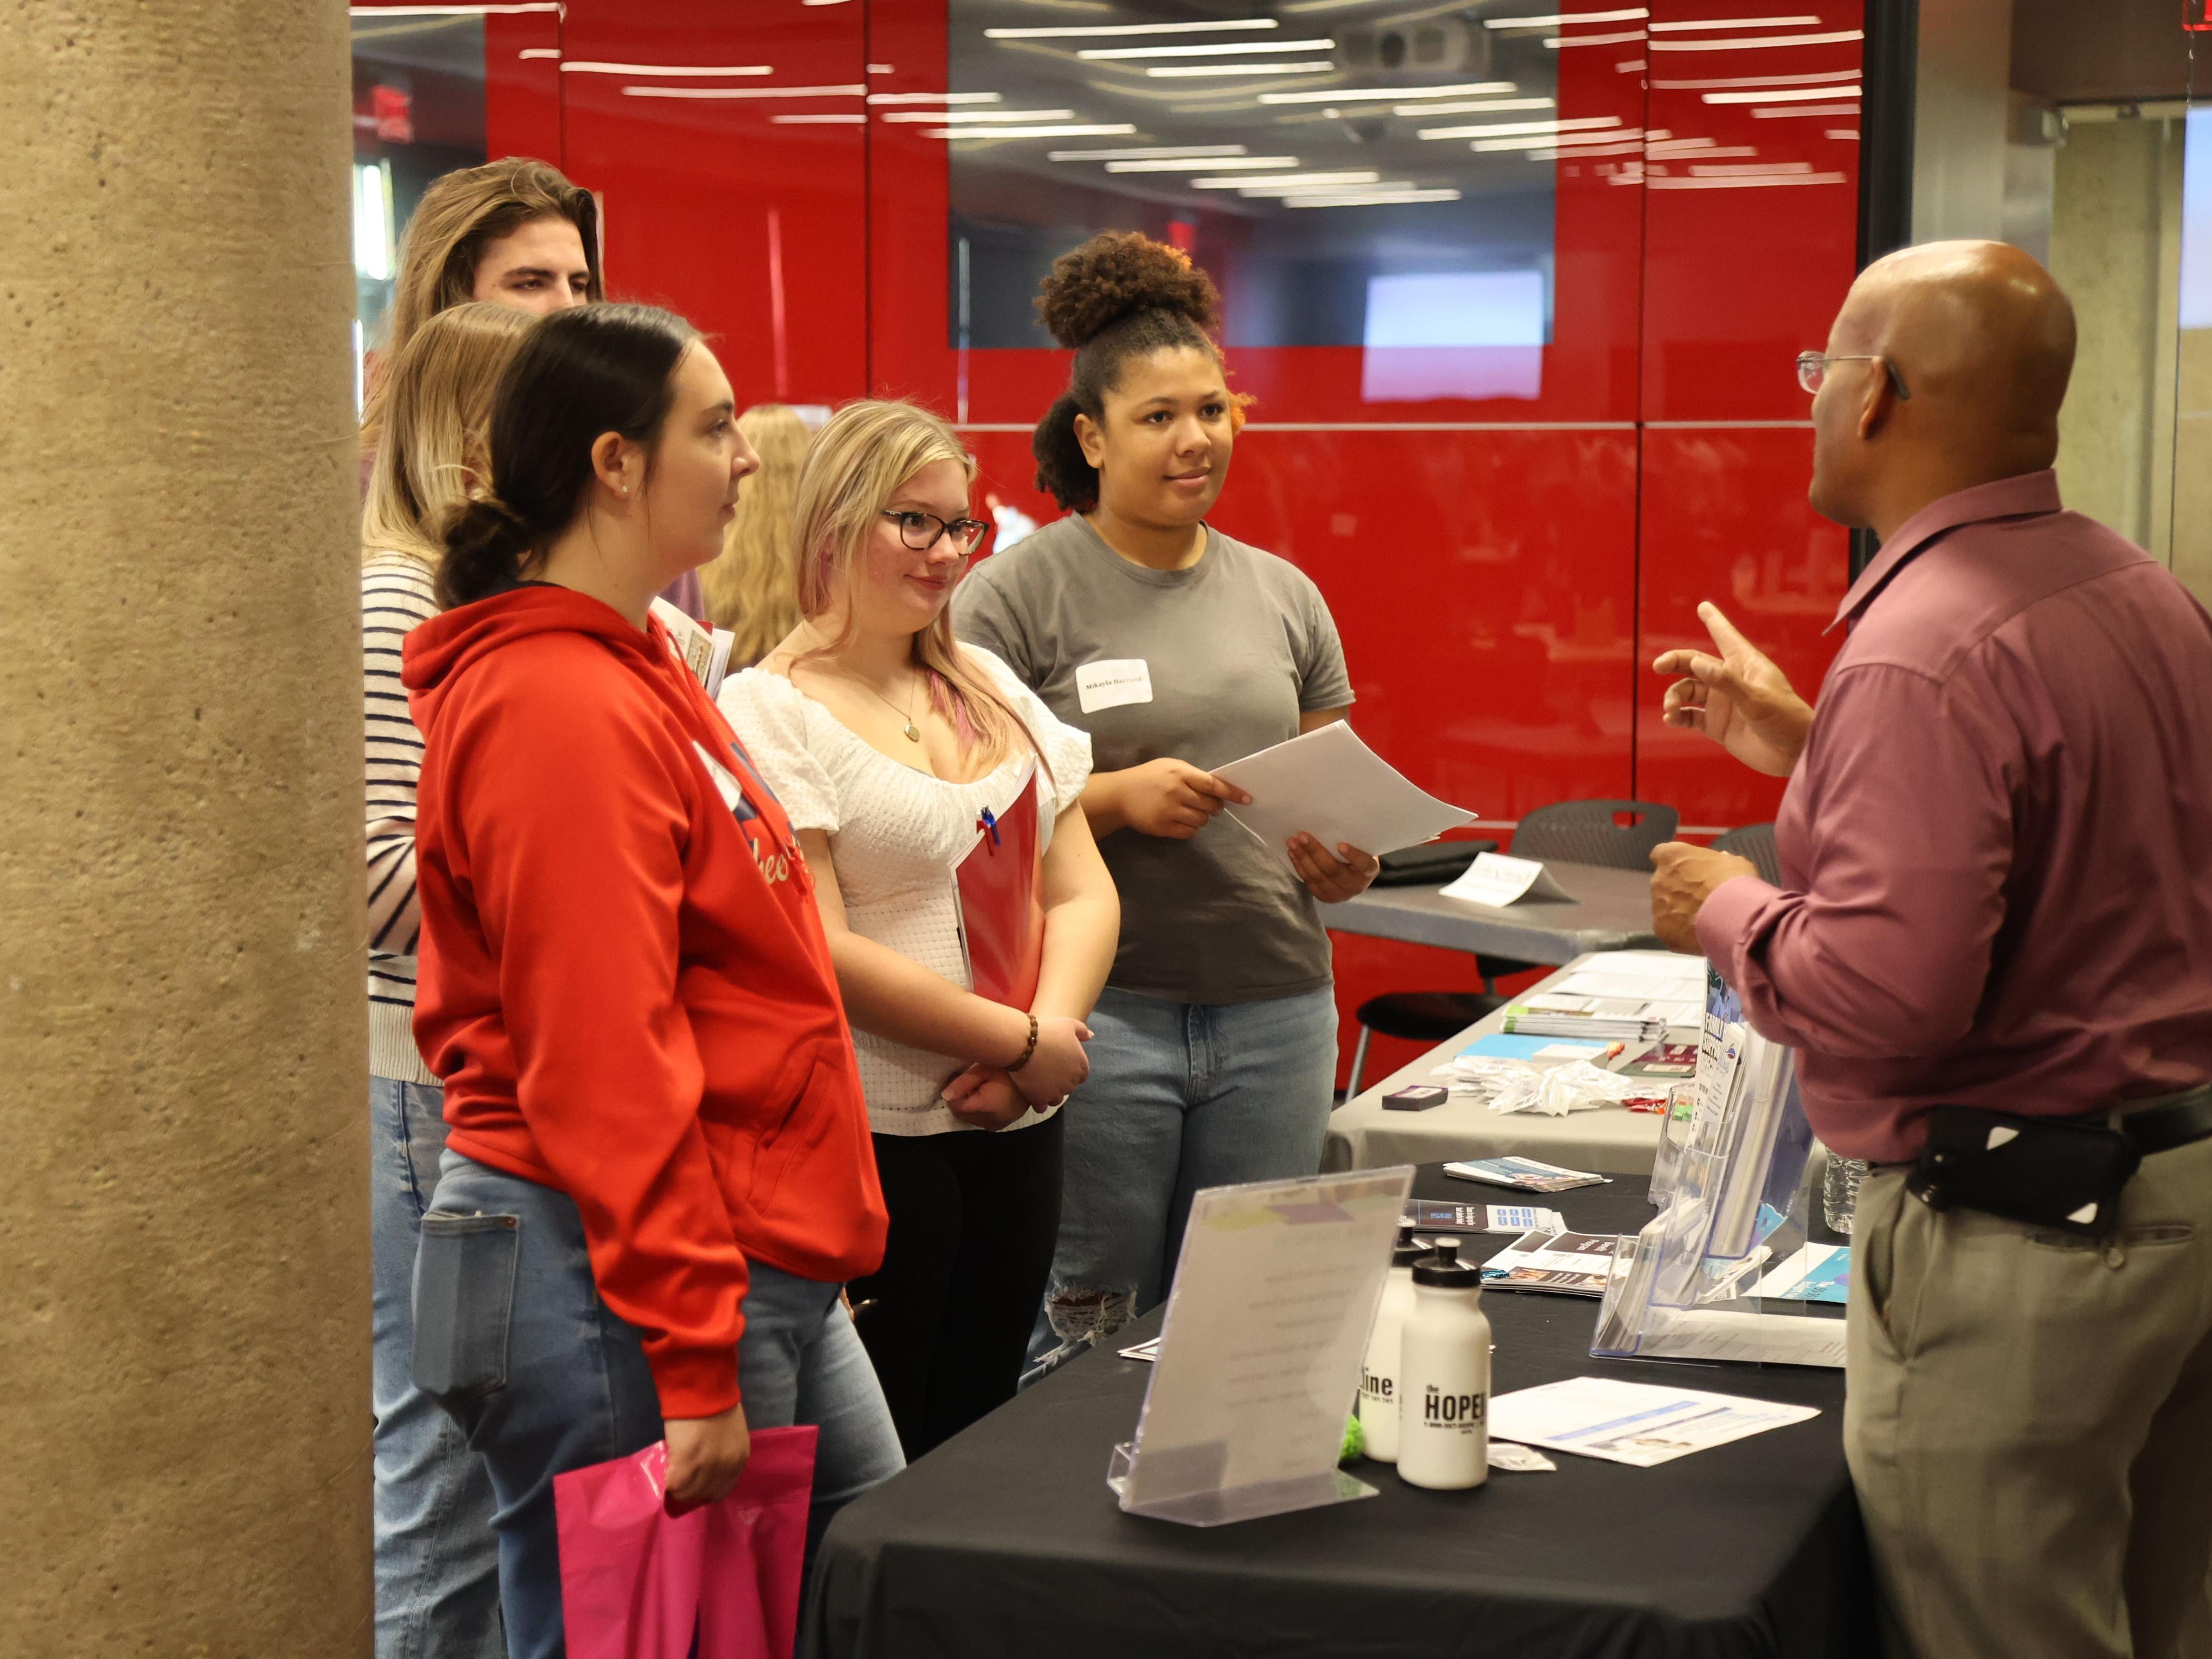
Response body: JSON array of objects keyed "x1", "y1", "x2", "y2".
[{"x1": 1696, "y1": 470, "x2": 2212, "y2": 1162}]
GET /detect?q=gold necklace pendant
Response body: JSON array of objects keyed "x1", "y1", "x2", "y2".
[{"x1": 903, "y1": 720, "x2": 921, "y2": 743}]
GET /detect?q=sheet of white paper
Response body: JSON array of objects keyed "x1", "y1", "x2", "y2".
[
  {"x1": 1213, "y1": 722, "x2": 1472, "y2": 860},
  {"x1": 1487, "y1": 1376, "x2": 1820, "y2": 1467},
  {"x1": 1578, "y1": 951, "x2": 1708, "y2": 981},
  {"x1": 1557, "y1": 973, "x2": 1678, "y2": 999},
  {"x1": 1438, "y1": 851, "x2": 1576, "y2": 908}
]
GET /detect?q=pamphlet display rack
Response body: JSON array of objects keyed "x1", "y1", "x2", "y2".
[
  {"x1": 1108, "y1": 1166, "x2": 1416, "y2": 1526},
  {"x1": 1591, "y1": 969, "x2": 1846, "y2": 1368}
]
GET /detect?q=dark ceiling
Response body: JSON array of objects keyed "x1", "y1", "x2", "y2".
[{"x1": 2009, "y1": 0, "x2": 2202, "y2": 104}]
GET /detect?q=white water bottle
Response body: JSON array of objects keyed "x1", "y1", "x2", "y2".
[
  {"x1": 1397, "y1": 1238, "x2": 1492, "y2": 1491},
  {"x1": 1359, "y1": 1229, "x2": 1427, "y2": 1463}
]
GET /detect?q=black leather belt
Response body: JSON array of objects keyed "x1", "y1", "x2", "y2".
[{"x1": 2120, "y1": 1085, "x2": 2212, "y2": 1156}]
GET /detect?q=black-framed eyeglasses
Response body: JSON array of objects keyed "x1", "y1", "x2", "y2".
[
  {"x1": 881, "y1": 509, "x2": 990, "y2": 553},
  {"x1": 1796, "y1": 351, "x2": 1911, "y2": 400}
]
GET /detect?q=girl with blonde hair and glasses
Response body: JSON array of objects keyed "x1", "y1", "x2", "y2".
[
  {"x1": 717, "y1": 400, "x2": 1119, "y2": 1458},
  {"x1": 360, "y1": 300, "x2": 533, "y2": 1659}
]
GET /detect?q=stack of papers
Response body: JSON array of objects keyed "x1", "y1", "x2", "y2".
[
  {"x1": 1445, "y1": 1156, "x2": 1609, "y2": 1194},
  {"x1": 1480, "y1": 1231, "x2": 1630, "y2": 1297},
  {"x1": 1501, "y1": 994, "x2": 1670, "y2": 1043},
  {"x1": 1211, "y1": 721, "x2": 1474, "y2": 860},
  {"x1": 1488, "y1": 1376, "x2": 1821, "y2": 1467},
  {"x1": 1539, "y1": 951, "x2": 1707, "y2": 1032},
  {"x1": 1456, "y1": 1033, "x2": 1619, "y2": 1066}
]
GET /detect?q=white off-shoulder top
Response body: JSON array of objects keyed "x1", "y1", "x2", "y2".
[{"x1": 717, "y1": 646, "x2": 1093, "y2": 1137}]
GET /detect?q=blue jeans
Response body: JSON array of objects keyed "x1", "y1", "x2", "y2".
[
  {"x1": 414, "y1": 1151, "x2": 904, "y2": 1659},
  {"x1": 1026, "y1": 984, "x2": 1338, "y2": 1377},
  {"x1": 369, "y1": 1077, "x2": 504, "y2": 1659}
]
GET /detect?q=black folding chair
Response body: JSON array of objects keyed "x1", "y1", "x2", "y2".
[{"x1": 1711, "y1": 822, "x2": 1781, "y2": 885}]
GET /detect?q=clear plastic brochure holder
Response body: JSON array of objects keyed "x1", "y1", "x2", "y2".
[
  {"x1": 1107, "y1": 1165, "x2": 1416, "y2": 1527},
  {"x1": 1592, "y1": 967, "x2": 1846, "y2": 1368}
]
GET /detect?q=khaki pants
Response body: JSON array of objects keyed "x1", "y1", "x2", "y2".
[{"x1": 1846, "y1": 1136, "x2": 2212, "y2": 1659}]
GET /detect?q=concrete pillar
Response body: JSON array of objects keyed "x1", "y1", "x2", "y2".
[
  {"x1": 0, "y1": 5, "x2": 370, "y2": 1655},
  {"x1": 2049, "y1": 117, "x2": 2185, "y2": 552}
]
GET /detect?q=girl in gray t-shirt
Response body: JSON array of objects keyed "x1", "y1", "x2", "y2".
[{"x1": 952, "y1": 232, "x2": 1380, "y2": 1376}]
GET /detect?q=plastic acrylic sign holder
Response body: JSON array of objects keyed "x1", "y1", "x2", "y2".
[
  {"x1": 1592, "y1": 967, "x2": 1846, "y2": 1369},
  {"x1": 1107, "y1": 1165, "x2": 1416, "y2": 1527}
]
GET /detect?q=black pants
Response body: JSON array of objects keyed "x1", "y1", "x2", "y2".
[{"x1": 849, "y1": 1111, "x2": 1064, "y2": 1460}]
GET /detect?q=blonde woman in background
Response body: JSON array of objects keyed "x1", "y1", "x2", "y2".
[
  {"x1": 700, "y1": 402, "x2": 810, "y2": 664},
  {"x1": 716, "y1": 401, "x2": 1119, "y2": 1458},
  {"x1": 361, "y1": 301, "x2": 533, "y2": 1659}
]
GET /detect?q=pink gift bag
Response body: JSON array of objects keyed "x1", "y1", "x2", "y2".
[{"x1": 553, "y1": 1425, "x2": 817, "y2": 1659}]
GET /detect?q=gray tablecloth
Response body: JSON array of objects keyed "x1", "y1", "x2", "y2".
[{"x1": 1326, "y1": 954, "x2": 1675, "y2": 1177}]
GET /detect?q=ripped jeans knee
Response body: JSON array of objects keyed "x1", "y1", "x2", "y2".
[{"x1": 1045, "y1": 1284, "x2": 1138, "y2": 1346}]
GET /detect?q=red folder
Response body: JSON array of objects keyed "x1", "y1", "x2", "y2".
[{"x1": 955, "y1": 761, "x2": 1045, "y2": 1009}]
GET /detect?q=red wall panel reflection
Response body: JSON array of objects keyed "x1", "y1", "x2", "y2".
[
  {"x1": 560, "y1": 0, "x2": 869, "y2": 411},
  {"x1": 1634, "y1": 0, "x2": 1863, "y2": 832},
  {"x1": 418, "y1": 0, "x2": 1867, "y2": 1092}
]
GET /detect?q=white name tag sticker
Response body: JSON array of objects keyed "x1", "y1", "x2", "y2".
[{"x1": 1075, "y1": 658, "x2": 1153, "y2": 714}]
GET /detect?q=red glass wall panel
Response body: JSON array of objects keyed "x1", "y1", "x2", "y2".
[
  {"x1": 560, "y1": 0, "x2": 869, "y2": 410},
  {"x1": 359, "y1": 0, "x2": 1870, "y2": 1092},
  {"x1": 484, "y1": 11, "x2": 560, "y2": 165},
  {"x1": 1633, "y1": 2, "x2": 1863, "y2": 831}
]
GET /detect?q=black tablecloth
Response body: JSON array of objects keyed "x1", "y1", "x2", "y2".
[{"x1": 806, "y1": 1168, "x2": 1874, "y2": 1659}]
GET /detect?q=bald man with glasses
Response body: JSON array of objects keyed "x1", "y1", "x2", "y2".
[{"x1": 1646, "y1": 242, "x2": 2212, "y2": 1659}]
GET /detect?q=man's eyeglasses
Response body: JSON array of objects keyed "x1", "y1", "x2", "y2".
[
  {"x1": 881, "y1": 509, "x2": 991, "y2": 553},
  {"x1": 1796, "y1": 351, "x2": 1911, "y2": 400}
]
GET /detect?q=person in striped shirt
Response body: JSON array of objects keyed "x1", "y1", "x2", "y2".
[{"x1": 362, "y1": 301, "x2": 532, "y2": 1659}]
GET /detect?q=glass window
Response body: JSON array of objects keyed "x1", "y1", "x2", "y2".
[
  {"x1": 350, "y1": 11, "x2": 490, "y2": 396},
  {"x1": 945, "y1": 0, "x2": 1576, "y2": 374}
]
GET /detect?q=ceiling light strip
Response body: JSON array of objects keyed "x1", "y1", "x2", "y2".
[
  {"x1": 563, "y1": 61, "x2": 774, "y2": 76},
  {"x1": 1648, "y1": 13, "x2": 1820, "y2": 29},
  {"x1": 1283, "y1": 189, "x2": 1462, "y2": 206},
  {"x1": 1146, "y1": 62, "x2": 1336, "y2": 76},
  {"x1": 623, "y1": 84, "x2": 867, "y2": 99},
  {"x1": 1048, "y1": 144, "x2": 1248, "y2": 160},
  {"x1": 1647, "y1": 170, "x2": 1848, "y2": 186},
  {"x1": 986, "y1": 19, "x2": 1282, "y2": 39},
  {"x1": 1654, "y1": 68, "x2": 1859, "y2": 87},
  {"x1": 1259, "y1": 81, "x2": 1516, "y2": 104},
  {"x1": 924, "y1": 123, "x2": 1139, "y2": 138},
  {"x1": 1420, "y1": 114, "x2": 1621, "y2": 139},
  {"x1": 1648, "y1": 28, "x2": 1863, "y2": 48},
  {"x1": 1393, "y1": 97, "x2": 1554, "y2": 115},
  {"x1": 1105, "y1": 155, "x2": 1300, "y2": 171},
  {"x1": 1080, "y1": 37, "x2": 1333, "y2": 59},
  {"x1": 1483, "y1": 9, "x2": 1648, "y2": 27},
  {"x1": 1703, "y1": 85, "x2": 1859, "y2": 102},
  {"x1": 880, "y1": 109, "x2": 1076, "y2": 122}
]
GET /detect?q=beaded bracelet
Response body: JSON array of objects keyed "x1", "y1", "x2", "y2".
[{"x1": 1006, "y1": 1011, "x2": 1041, "y2": 1073}]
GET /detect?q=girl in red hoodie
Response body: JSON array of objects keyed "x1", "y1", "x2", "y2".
[{"x1": 402, "y1": 303, "x2": 899, "y2": 1658}]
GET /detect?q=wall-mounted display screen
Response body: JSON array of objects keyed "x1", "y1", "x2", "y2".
[{"x1": 945, "y1": 0, "x2": 1610, "y2": 391}]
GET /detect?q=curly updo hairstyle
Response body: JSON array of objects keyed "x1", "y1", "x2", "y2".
[
  {"x1": 436, "y1": 303, "x2": 700, "y2": 610},
  {"x1": 1031, "y1": 231, "x2": 1228, "y2": 512}
]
